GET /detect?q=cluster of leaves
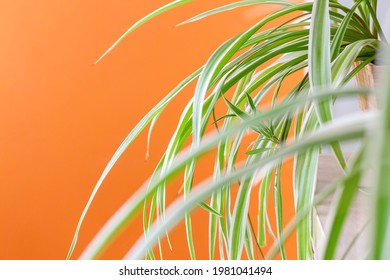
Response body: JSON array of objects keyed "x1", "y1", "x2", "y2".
[{"x1": 67, "y1": 0, "x2": 389, "y2": 260}]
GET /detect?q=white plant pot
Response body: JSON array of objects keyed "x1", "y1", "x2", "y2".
[{"x1": 315, "y1": 153, "x2": 370, "y2": 259}]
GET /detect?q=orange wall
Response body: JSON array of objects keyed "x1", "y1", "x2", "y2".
[{"x1": 0, "y1": 0, "x2": 301, "y2": 259}]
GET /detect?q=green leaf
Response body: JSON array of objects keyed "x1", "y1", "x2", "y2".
[
  {"x1": 332, "y1": 39, "x2": 376, "y2": 87},
  {"x1": 372, "y1": 50, "x2": 390, "y2": 259},
  {"x1": 330, "y1": 0, "x2": 365, "y2": 60},
  {"x1": 324, "y1": 147, "x2": 365, "y2": 259},
  {"x1": 245, "y1": 92, "x2": 257, "y2": 113},
  {"x1": 363, "y1": 0, "x2": 387, "y2": 43},
  {"x1": 244, "y1": 223, "x2": 255, "y2": 260},
  {"x1": 309, "y1": 0, "x2": 332, "y2": 102},
  {"x1": 294, "y1": 147, "x2": 319, "y2": 260},
  {"x1": 95, "y1": 0, "x2": 193, "y2": 64},
  {"x1": 273, "y1": 164, "x2": 287, "y2": 259},
  {"x1": 309, "y1": 0, "x2": 346, "y2": 170},
  {"x1": 200, "y1": 202, "x2": 222, "y2": 217},
  {"x1": 229, "y1": 177, "x2": 255, "y2": 259},
  {"x1": 258, "y1": 170, "x2": 273, "y2": 246},
  {"x1": 208, "y1": 194, "x2": 219, "y2": 259},
  {"x1": 246, "y1": 147, "x2": 272, "y2": 155},
  {"x1": 178, "y1": 0, "x2": 292, "y2": 26},
  {"x1": 223, "y1": 97, "x2": 249, "y2": 119}
]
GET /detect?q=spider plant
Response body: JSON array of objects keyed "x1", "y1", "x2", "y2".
[{"x1": 68, "y1": 0, "x2": 389, "y2": 260}]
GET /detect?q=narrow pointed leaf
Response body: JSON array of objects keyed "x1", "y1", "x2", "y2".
[
  {"x1": 178, "y1": 0, "x2": 292, "y2": 26},
  {"x1": 95, "y1": 0, "x2": 193, "y2": 64}
]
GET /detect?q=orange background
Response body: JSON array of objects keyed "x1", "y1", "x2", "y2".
[{"x1": 0, "y1": 0, "x2": 301, "y2": 259}]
